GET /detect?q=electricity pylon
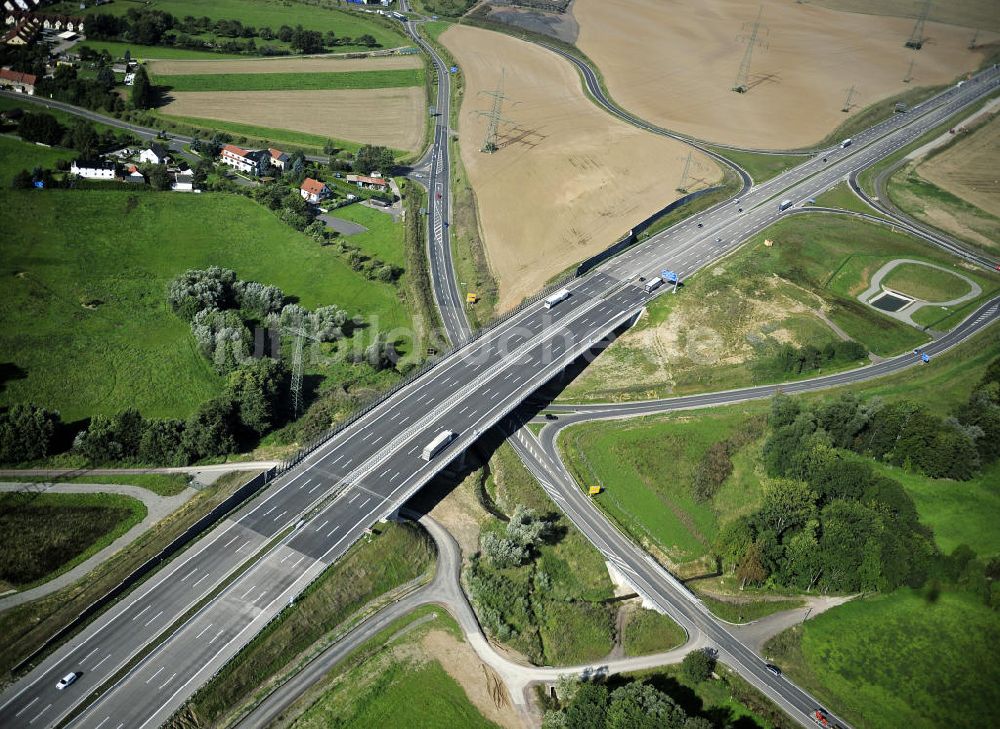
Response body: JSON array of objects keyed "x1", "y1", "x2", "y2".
[
  {"x1": 841, "y1": 85, "x2": 858, "y2": 113},
  {"x1": 290, "y1": 327, "x2": 305, "y2": 417},
  {"x1": 733, "y1": 5, "x2": 769, "y2": 93},
  {"x1": 905, "y1": 0, "x2": 931, "y2": 49},
  {"x1": 676, "y1": 152, "x2": 694, "y2": 193},
  {"x1": 476, "y1": 70, "x2": 510, "y2": 153}
]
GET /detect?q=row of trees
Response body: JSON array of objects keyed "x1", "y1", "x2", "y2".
[
  {"x1": 35, "y1": 65, "x2": 124, "y2": 115},
  {"x1": 15, "y1": 111, "x2": 134, "y2": 157},
  {"x1": 755, "y1": 339, "x2": 869, "y2": 379},
  {"x1": 87, "y1": 9, "x2": 379, "y2": 55}
]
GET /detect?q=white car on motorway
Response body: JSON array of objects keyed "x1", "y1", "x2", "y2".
[{"x1": 56, "y1": 672, "x2": 79, "y2": 690}]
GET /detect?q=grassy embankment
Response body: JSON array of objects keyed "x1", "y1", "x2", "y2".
[
  {"x1": 560, "y1": 215, "x2": 999, "y2": 403},
  {"x1": 50, "y1": 0, "x2": 408, "y2": 54},
  {"x1": 280, "y1": 606, "x2": 501, "y2": 729},
  {"x1": 0, "y1": 190, "x2": 413, "y2": 422},
  {"x1": 708, "y1": 147, "x2": 807, "y2": 185},
  {"x1": 421, "y1": 20, "x2": 498, "y2": 327},
  {"x1": 77, "y1": 40, "x2": 245, "y2": 60},
  {"x1": 153, "y1": 69, "x2": 424, "y2": 92},
  {"x1": 881, "y1": 262, "x2": 972, "y2": 301},
  {"x1": 0, "y1": 491, "x2": 146, "y2": 590},
  {"x1": 811, "y1": 181, "x2": 883, "y2": 216},
  {"x1": 167, "y1": 521, "x2": 434, "y2": 729},
  {"x1": 1, "y1": 473, "x2": 191, "y2": 497},
  {"x1": 0, "y1": 134, "x2": 75, "y2": 183},
  {"x1": 0, "y1": 471, "x2": 258, "y2": 676}
]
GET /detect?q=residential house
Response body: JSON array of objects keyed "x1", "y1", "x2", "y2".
[
  {"x1": 123, "y1": 164, "x2": 144, "y2": 184},
  {"x1": 346, "y1": 173, "x2": 390, "y2": 191},
  {"x1": 299, "y1": 177, "x2": 330, "y2": 204},
  {"x1": 71, "y1": 159, "x2": 117, "y2": 180},
  {"x1": 0, "y1": 67, "x2": 36, "y2": 93},
  {"x1": 219, "y1": 143, "x2": 267, "y2": 175},
  {"x1": 139, "y1": 143, "x2": 169, "y2": 165},
  {"x1": 172, "y1": 172, "x2": 194, "y2": 192},
  {"x1": 3, "y1": 15, "x2": 38, "y2": 44},
  {"x1": 268, "y1": 147, "x2": 288, "y2": 171}
]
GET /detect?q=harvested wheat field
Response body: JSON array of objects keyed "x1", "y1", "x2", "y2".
[
  {"x1": 441, "y1": 25, "x2": 721, "y2": 310},
  {"x1": 574, "y1": 0, "x2": 996, "y2": 149},
  {"x1": 161, "y1": 88, "x2": 425, "y2": 152},
  {"x1": 148, "y1": 55, "x2": 423, "y2": 76},
  {"x1": 918, "y1": 111, "x2": 1000, "y2": 218},
  {"x1": 810, "y1": 0, "x2": 1000, "y2": 34}
]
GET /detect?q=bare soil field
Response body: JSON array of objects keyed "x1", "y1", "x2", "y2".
[
  {"x1": 161, "y1": 88, "x2": 425, "y2": 152},
  {"x1": 918, "y1": 111, "x2": 1000, "y2": 218},
  {"x1": 574, "y1": 0, "x2": 995, "y2": 149},
  {"x1": 441, "y1": 24, "x2": 722, "y2": 309},
  {"x1": 810, "y1": 0, "x2": 1000, "y2": 34},
  {"x1": 148, "y1": 55, "x2": 423, "y2": 75}
]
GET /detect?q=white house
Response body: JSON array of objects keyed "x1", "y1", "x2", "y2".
[
  {"x1": 268, "y1": 147, "x2": 288, "y2": 170},
  {"x1": 219, "y1": 143, "x2": 267, "y2": 175},
  {"x1": 71, "y1": 159, "x2": 117, "y2": 179},
  {"x1": 299, "y1": 177, "x2": 330, "y2": 203},
  {"x1": 172, "y1": 172, "x2": 194, "y2": 192},
  {"x1": 139, "y1": 143, "x2": 169, "y2": 165},
  {"x1": 123, "y1": 163, "x2": 144, "y2": 183}
]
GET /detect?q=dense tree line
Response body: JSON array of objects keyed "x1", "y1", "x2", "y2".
[
  {"x1": 87, "y1": 9, "x2": 379, "y2": 56},
  {"x1": 754, "y1": 340, "x2": 868, "y2": 379},
  {"x1": 541, "y1": 672, "x2": 714, "y2": 729},
  {"x1": 0, "y1": 404, "x2": 60, "y2": 464},
  {"x1": 714, "y1": 358, "x2": 1000, "y2": 597},
  {"x1": 35, "y1": 65, "x2": 124, "y2": 115}
]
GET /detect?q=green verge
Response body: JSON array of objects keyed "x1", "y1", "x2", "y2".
[
  {"x1": 0, "y1": 491, "x2": 147, "y2": 590},
  {"x1": 707, "y1": 147, "x2": 807, "y2": 185},
  {"x1": 621, "y1": 607, "x2": 687, "y2": 656},
  {"x1": 0, "y1": 134, "x2": 76, "y2": 185},
  {"x1": 155, "y1": 69, "x2": 423, "y2": 92},
  {"x1": 284, "y1": 606, "x2": 499, "y2": 729},
  {"x1": 167, "y1": 520, "x2": 434, "y2": 729},
  {"x1": 77, "y1": 40, "x2": 245, "y2": 60},
  {"x1": 693, "y1": 592, "x2": 804, "y2": 624},
  {"x1": 764, "y1": 590, "x2": 1000, "y2": 729},
  {"x1": 812, "y1": 181, "x2": 883, "y2": 216},
  {"x1": 0, "y1": 97, "x2": 122, "y2": 137},
  {"x1": 881, "y1": 262, "x2": 972, "y2": 301},
  {"x1": 0, "y1": 190, "x2": 412, "y2": 421},
  {"x1": 0, "y1": 471, "x2": 258, "y2": 677},
  {"x1": 0, "y1": 474, "x2": 191, "y2": 497}
]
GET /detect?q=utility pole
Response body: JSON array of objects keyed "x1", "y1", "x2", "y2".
[
  {"x1": 903, "y1": 59, "x2": 915, "y2": 83},
  {"x1": 905, "y1": 0, "x2": 931, "y2": 49},
  {"x1": 290, "y1": 327, "x2": 305, "y2": 418},
  {"x1": 841, "y1": 85, "x2": 858, "y2": 113},
  {"x1": 733, "y1": 5, "x2": 769, "y2": 93},
  {"x1": 676, "y1": 151, "x2": 694, "y2": 193},
  {"x1": 968, "y1": 30, "x2": 979, "y2": 49},
  {"x1": 476, "y1": 69, "x2": 508, "y2": 153}
]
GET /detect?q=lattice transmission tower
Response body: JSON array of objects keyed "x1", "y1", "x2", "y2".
[
  {"x1": 733, "y1": 5, "x2": 769, "y2": 93},
  {"x1": 290, "y1": 327, "x2": 305, "y2": 417},
  {"x1": 905, "y1": 0, "x2": 931, "y2": 49},
  {"x1": 476, "y1": 70, "x2": 510, "y2": 153},
  {"x1": 676, "y1": 152, "x2": 694, "y2": 193},
  {"x1": 841, "y1": 85, "x2": 858, "y2": 113}
]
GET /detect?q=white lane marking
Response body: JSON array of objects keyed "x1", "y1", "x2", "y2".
[
  {"x1": 240, "y1": 585, "x2": 256, "y2": 600},
  {"x1": 93, "y1": 717, "x2": 110, "y2": 729},
  {"x1": 194, "y1": 623, "x2": 214, "y2": 640},
  {"x1": 222, "y1": 534, "x2": 240, "y2": 549},
  {"x1": 180, "y1": 568, "x2": 197, "y2": 582},
  {"x1": 263, "y1": 506, "x2": 276, "y2": 516},
  {"x1": 236, "y1": 540, "x2": 251, "y2": 553},
  {"x1": 93, "y1": 653, "x2": 112, "y2": 670},
  {"x1": 192, "y1": 572, "x2": 211, "y2": 588},
  {"x1": 145, "y1": 667, "x2": 165, "y2": 684},
  {"x1": 292, "y1": 556, "x2": 305, "y2": 568},
  {"x1": 80, "y1": 646, "x2": 100, "y2": 665},
  {"x1": 273, "y1": 510, "x2": 287, "y2": 522},
  {"x1": 318, "y1": 519, "x2": 329, "y2": 530},
  {"x1": 348, "y1": 492, "x2": 360, "y2": 504},
  {"x1": 308, "y1": 482, "x2": 321, "y2": 494},
  {"x1": 14, "y1": 697, "x2": 38, "y2": 717},
  {"x1": 143, "y1": 610, "x2": 164, "y2": 628},
  {"x1": 27, "y1": 703, "x2": 51, "y2": 725},
  {"x1": 159, "y1": 672, "x2": 176, "y2": 690},
  {"x1": 327, "y1": 526, "x2": 340, "y2": 537},
  {"x1": 130, "y1": 605, "x2": 150, "y2": 621},
  {"x1": 209, "y1": 629, "x2": 224, "y2": 645}
]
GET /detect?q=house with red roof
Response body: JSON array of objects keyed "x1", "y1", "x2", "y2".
[
  {"x1": 218, "y1": 143, "x2": 267, "y2": 175},
  {"x1": 269, "y1": 147, "x2": 289, "y2": 170},
  {"x1": 299, "y1": 177, "x2": 330, "y2": 204},
  {"x1": 346, "y1": 173, "x2": 389, "y2": 191},
  {"x1": 0, "y1": 66, "x2": 36, "y2": 93}
]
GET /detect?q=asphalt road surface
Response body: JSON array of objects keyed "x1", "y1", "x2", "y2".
[{"x1": 0, "y1": 55, "x2": 996, "y2": 729}]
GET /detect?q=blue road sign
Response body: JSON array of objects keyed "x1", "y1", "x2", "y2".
[
  {"x1": 661, "y1": 270, "x2": 678, "y2": 283},
  {"x1": 450, "y1": 66, "x2": 458, "y2": 73}
]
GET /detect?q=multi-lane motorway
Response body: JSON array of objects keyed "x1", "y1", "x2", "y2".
[{"x1": 0, "y1": 34, "x2": 997, "y2": 729}]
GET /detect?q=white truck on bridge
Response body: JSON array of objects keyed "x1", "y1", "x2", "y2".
[
  {"x1": 421, "y1": 430, "x2": 457, "y2": 461},
  {"x1": 544, "y1": 289, "x2": 571, "y2": 309}
]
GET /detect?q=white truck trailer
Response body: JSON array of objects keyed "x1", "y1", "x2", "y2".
[
  {"x1": 421, "y1": 430, "x2": 457, "y2": 461},
  {"x1": 544, "y1": 288, "x2": 571, "y2": 309}
]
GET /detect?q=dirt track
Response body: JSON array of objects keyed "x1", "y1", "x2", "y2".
[
  {"x1": 574, "y1": 0, "x2": 995, "y2": 149},
  {"x1": 161, "y1": 88, "x2": 425, "y2": 152},
  {"x1": 442, "y1": 25, "x2": 722, "y2": 310},
  {"x1": 148, "y1": 55, "x2": 423, "y2": 76}
]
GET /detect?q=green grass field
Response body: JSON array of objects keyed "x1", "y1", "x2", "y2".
[
  {"x1": 710, "y1": 147, "x2": 807, "y2": 184},
  {"x1": 0, "y1": 135, "x2": 75, "y2": 186},
  {"x1": 765, "y1": 590, "x2": 1000, "y2": 729},
  {"x1": 0, "y1": 491, "x2": 146, "y2": 589},
  {"x1": 331, "y1": 203, "x2": 407, "y2": 268},
  {"x1": 174, "y1": 521, "x2": 433, "y2": 728},
  {"x1": 287, "y1": 608, "x2": 498, "y2": 729},
  {"x1": 812, "y1": 182, "x2": 882, "y2": 216},
  {"x1": 561, "y1": 407, "x2": 766, "y2": 567},
  {"x1": 50, "y1": 0, "x2": 408, "y2": 51},
  {"x1": 2, "y1": 473, "x2": 191, "y2": 497},
  {"x1": 77, "y1": 40, "x2": 244, "y2": 60},
  {"x1": 156, "y1": 69, "x2": 423, "y2": 92},
  {"x1": 0, "y1": 190, "x2": 412, "y2": 421},
  {"x1": 882, "y1": 262, "x2": 973, "y2": 301},
  {"x1": 622, "y1": 607, "x2": 687, "y2": 656},
  {"x1": 873, "y1": 460, "x2": 1000, "y2": 557}
]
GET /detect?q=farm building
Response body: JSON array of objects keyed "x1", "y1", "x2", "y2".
[
  {"x1": 300, "y1": 177, "x2": 330, "y2": 203},
  {"x1": 0, "y1": 66, "x2": 35, "y2": 93},
  {"x1": 71, "y1": 160, "x2": 117, "y2": 180},
  {"x1": 346, "y1": 173, "x2": 390, "y2": 191}
]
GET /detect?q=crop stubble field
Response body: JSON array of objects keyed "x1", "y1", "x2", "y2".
[
  {"x1": 917, "y1": 111, "x2": 1000, "y2": 218},
  {"x1": 573, "y1": 0, "x2": 994, "y2": 149},
  {"x1": 156, "y1": 54, "x2": 426, "y2": 152},
  {"x1": 441, "y1": 24, "x2": 721, "y2": 309}
]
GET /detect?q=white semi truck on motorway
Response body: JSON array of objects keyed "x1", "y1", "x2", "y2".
[
  {"x1": 644, "y1": 277, "x2": 662, "y2": 293},
  {"x1": 544, "y1": 289, "x2": 571, "y2": 308},
  {"x1": 421, "y1": 430, "x2": 457, "y2": 461},
  {"x1": 779, "y1": 199, "x2": 794, "y2": 211}
]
